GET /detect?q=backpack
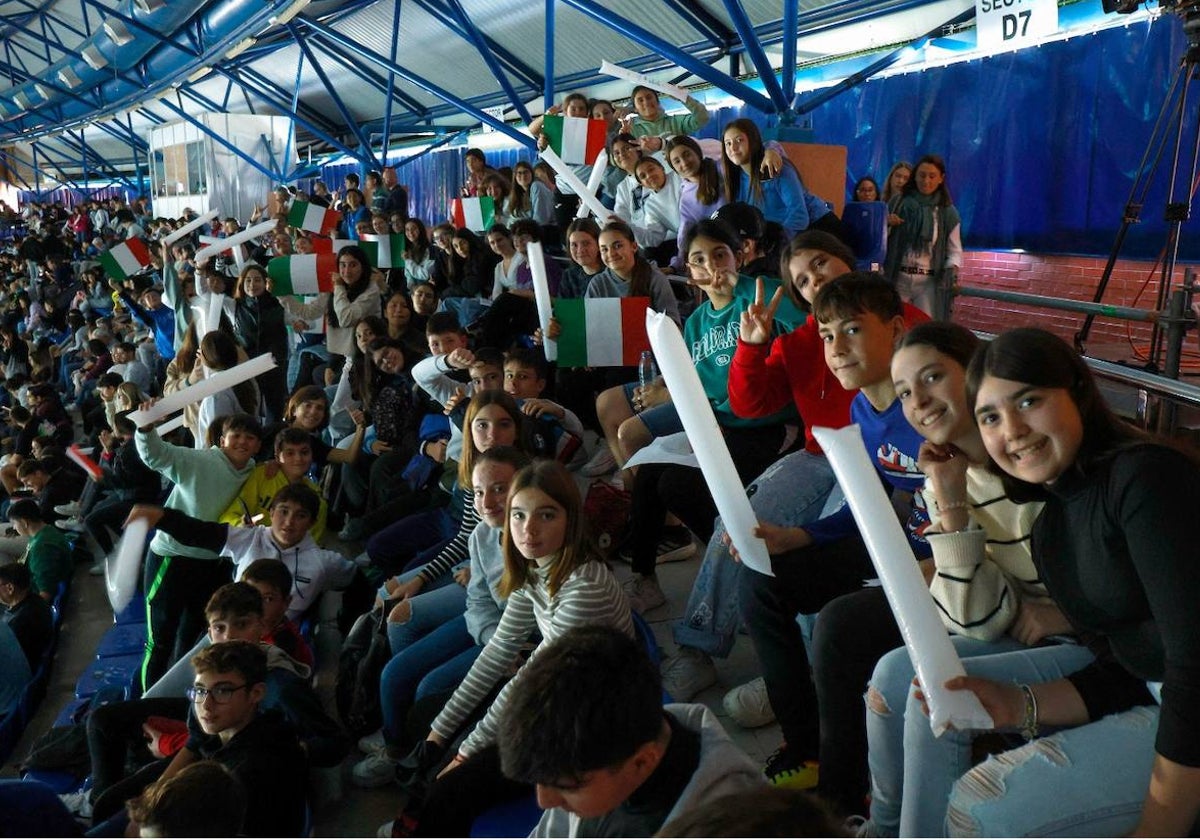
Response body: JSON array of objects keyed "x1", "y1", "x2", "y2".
[{"x1": 334, "y1": 602, "x2": 394, "y2": 738}]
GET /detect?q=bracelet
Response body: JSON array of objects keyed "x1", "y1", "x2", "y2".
[
  {"x1": 937, "y1": 499, "x2": 970, "y2": 512},
  {"x1": 1017, "y1": 683, "x2": 1039, "y2": 741}
]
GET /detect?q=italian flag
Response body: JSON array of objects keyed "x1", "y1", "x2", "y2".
[
  {"x1": 266, "y1": 254, "x2": 337, "y2": 296},
  {"x1": 359, "y1": 233, "x2": 407, "y2": 268},
  {"x1": 287, "y1": 200, "x2": 341, "y2": 235},
  {"x1": 67, "y1": 443, "x2": 104, "y2": 481},
  {"x1": 451, "y1": 196, "x2": 495, "y2": 231},
  {"x1": 98, "y1": 238, "x2": 151, "y2": 280},
  {"x1": 541, "y1": 115, "x2": 608, "y2": 166},
  {"x1": 552, "y1": 297, "x2": 651, "y2": 367}
]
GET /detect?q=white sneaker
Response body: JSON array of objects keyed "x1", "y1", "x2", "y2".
[
  {"x1": 579, "y1": 444, "x2": 617, "y2": 477},
  {"x1": 59, "y1": 790, "x2": 93, "y2": 819},
  {"x1": 622, "y1": 573, "x2": 666, "y2": 613},
  {"x1": 723, "y1": 676, "x2": 776, "y2": 728},
  {"x1": 54, "y1": 501, "x2": 82, "y2": 517},
  {"x1": 60, "y1": 517, "x2": 87, "y2": 533},
  {"x1": 661, "y1": 646, "x2": 718, "y2": 701},
  {"x1": 352, "y1": 752, "x2": 398, "y2": 788},
  {"x1": 357, "y1": 728, "x2": 387, "y2": 755}
]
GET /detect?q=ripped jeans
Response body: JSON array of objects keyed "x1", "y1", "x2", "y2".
[
  {"x1": 946, "y1": 704, "x2": 1160, "y2": 837},
  {"x1": 866, "y1": 637, "x2": 1096, "y2": 836}
]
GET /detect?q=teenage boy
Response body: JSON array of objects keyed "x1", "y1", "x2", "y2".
[
  {"x1": 5, "y1": 498, "x2": 71, "y2": 598},
  {"x1": 734, "y1": 273, "x2": 930, "y2": 793},
  {"x1": 495, "y1": 626, "x2": 764, "y2": 837},
  {"x1": 219, "y1": 428, "x2": 329, "y2": 543},
  {"x1": 81, "y1": 583, "x2": 344, "y2": 823},
  {"x1": 0, "y1": 561, "x2": 53, "y2": 667},
  {"x1": 129, "y1": 483, "x2": 356, "y2": 623},
  {"x1": 240, "y1": 557, "x2": 314, "y2": 668},
  {"x1": 135, "y1": 412, "x2": 262, "y2": 691},
  {"x1": 105, "y1": 641, "x2": 307, "y2": 836},
  {"x1": 501, "y1": 347, "x2": 584, "y2": 466}
]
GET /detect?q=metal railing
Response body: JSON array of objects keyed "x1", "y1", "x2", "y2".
[{"x1": 954, "y1": 282, "x2": 1199, "y2": 434}]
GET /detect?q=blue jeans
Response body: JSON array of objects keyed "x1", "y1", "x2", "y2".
[
  {"x1": 366, "y1": 507, "x2": 456, "y2": 575},
  {"x1": 867, "y1": 637, "x2": 1097, "y2": 836},
  {"x1": 672, "y1": 449, "x2": 841, "y2": 657},
  {"x1": 380, "y1": 615, "x2": 480, "y2": 748},
  {"x1": 385, "y1": 567, "x2": 468, "y2": 653},
  {"x1": 947, "y1": 704, "x2": 1160, "y2": 837}
]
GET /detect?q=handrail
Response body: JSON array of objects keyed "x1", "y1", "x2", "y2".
[{"x1": 955, "y1": 286, "x2": 1160, "y2": 323}]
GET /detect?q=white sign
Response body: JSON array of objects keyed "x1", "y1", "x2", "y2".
[
  {"x1": 480, "y1": 105, "x2": 507, "y2": 133},
  {"x1": 975, "y1": 0, "x2": 1057, "y2": 50}
]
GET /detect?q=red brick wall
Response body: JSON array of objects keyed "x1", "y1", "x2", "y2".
[{"x1": 953, "y1": 251, "x2": 1164, "y2": 348}]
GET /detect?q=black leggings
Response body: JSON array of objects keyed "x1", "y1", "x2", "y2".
[{"x1": 414, "y1": 745, "x2": 532, "y2": 837}]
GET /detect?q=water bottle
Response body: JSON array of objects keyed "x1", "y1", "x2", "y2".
[{"x1": 638, "y1": 350, "x2": 657, "y2": 390}]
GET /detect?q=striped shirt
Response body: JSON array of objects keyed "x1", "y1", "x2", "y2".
[
  {"x1": 926, "y1": 466, "x2": 1050, "y2": 641},
  {"x1": 431, "y1": 557, "x2": 633, "y2": 756},
  {"x1": 417, "y1": 487, "x2": 479, "y2": 585}
]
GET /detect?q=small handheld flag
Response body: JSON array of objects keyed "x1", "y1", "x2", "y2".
[
  {"x1": 552, "y1": 297, "x2": 651, "y2": 367},
  {"x1": 267, "y1": 254, "x2": 338, "y2": 296}
]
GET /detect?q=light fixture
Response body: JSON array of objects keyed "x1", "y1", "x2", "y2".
[
  {"x1": 186, "y1": 65, "x2": 212, "y2": 83},
  {"x1": 58, "y1": 67, "x2": 83, "y2": 88},
  {"x1": 103, "y1": 19, "x2": 134, "y2": 46},
  {"x1": 224, "y1": 37, "x2": 256, "y2": 59},
  {"x1": 33, "y1": 83, "x2": 51, "y2": 101},
  {"x1": 271, "y1": 0, "x2": 311, "y2": 26},
  {"x1": 134, "y1": 0, "x2": 165, "y2": 12},
  {"x1": 12, "y1": 91, "x2": 31, "y2": 110},
  {"x1": 82, "y1": 45, "x2": 108, "y2": 70}
]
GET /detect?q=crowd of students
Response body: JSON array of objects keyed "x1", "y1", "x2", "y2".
[{"x1": 0, "y1": 81, "x2": 1194, "y2": 839}]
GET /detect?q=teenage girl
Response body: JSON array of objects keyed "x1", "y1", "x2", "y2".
[
  {"x1": 855, "y1": 321, "x2": 1081, "y2": 834},
  {"x1": 232, "y1": 262, "x2": 288, "y2": 421},
  {"x1": 884, "y1": 154, "x2": 962, "y2": 319},
  {"x1": 407, "y1": 460, "x2": 634, "y2": 837},
  {"x1": 926, "y1": 328, "x2": 1200, "y2": 837}
]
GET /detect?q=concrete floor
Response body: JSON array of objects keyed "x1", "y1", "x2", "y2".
[{"x1": 0, "y1": 451, "x2": 781, "y2": 838}]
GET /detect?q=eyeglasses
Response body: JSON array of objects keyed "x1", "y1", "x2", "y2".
[{"x1": 187, "y1": 684, "x2": 250, "y2": 704}]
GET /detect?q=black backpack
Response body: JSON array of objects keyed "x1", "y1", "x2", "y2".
[{"x1": 334, "y1": 602, "x2": 394, "y2": 738}]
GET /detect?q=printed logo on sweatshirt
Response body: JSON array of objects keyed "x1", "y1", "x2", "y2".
[{"x1": 690, "y1": 322, "x2": 740, "y2": 365}]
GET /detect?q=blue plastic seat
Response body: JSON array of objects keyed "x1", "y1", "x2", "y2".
[
  {"x1": 95, "y1": 623, "x2": 147, "y2": 659},
  {"x1": 0, "y1": 779, "x2": 81, "y2": 837},
  {"x1": 469, "y1": 793, "x2": 542, "y2": 838},
  {"x1": 842, "y1": 200, "x2": 888, "y2": 269},
  {"x1": 74, "y1": 654, "x2": 141, "y2": 700}
]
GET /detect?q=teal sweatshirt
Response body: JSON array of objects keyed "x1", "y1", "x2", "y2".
[
  {"x1": 684, "y1": 274, "x2": 804, "y2": 427},
  {"x1": 135, "y1": 428, "x2": 254, "y2": 559}
]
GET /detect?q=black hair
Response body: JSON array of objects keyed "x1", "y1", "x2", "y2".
[
  {"x1": 0, "y1": 561, "x2": 31, "y2": 591},
  {"x1": 503, "y1": 346, "x2": 549, "y2": 381},
  {"x1": 498, "y1": 626, "x2": 663, "y2": 786},
  {"x1": 239, "y1": 558, "x2": 294, "y2": 600},
  {"x1": 811, "y1": 271, "x2": 901, "y2": 325},
  {"x1": 681, "y1": 218, "x2": 742, "y2": 263},
  {"x1": 112, "y1": 411, "x2": 137, "y2": 436},
  {"x1": 469, "y1": 347, "x2": 505, "y2": 371},
  {"x1": 220, "y1": 413, "x2": 264, "y2": 441},
  {"x1": 897, "y1": 321, "x2": 981, "y2": 370},
  {"x1": 267, "y1": 483, "x2": 320, "y2": 522},
  {"x1": 965, "y1": 327, "x2": 1159, "y2": 502},
  {"x1": 474, "y1": 445, "x2": 533, "y2": 475},
  {"x1": 203, "y1": 582, "x2": 263, "y2": 621},
  {"x1": 509, "y1": 218, "x2": 542, "y2": 241},
  {"x1": 425, "y1": 311, "x2": 465, "y2": 337},
  {"x1": 97, "y1": 372, "x2": 123, "y2": 389},
  {"x1": 274, "y1": 426, "x2": 314, "y2": 455}
]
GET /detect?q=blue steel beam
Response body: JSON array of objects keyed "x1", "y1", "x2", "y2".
[
  {"x1": 217, "y1": 65, "x2": 345, "y2": 138},
  {"x1": 782, "y1": 0, "x2": 798, "y2": 104},
  {"x1": 28, "y1": 142, "x2": 83, "y2": 189},
  {"x1": 721, "y1": 0, "x2": 791, "y2": 111},
  {"x1": 56, "y1": 130, "x2": 136, "y2": 188},
  {"x1": 92, "y1": 118, "x2": 148, "y2": 153},
  {"x1": 392, "y1": 126, "x2": 469, "y2": 170},
  {"x1": 791, "y1": 6, "x2": 976, "y2": 113},
  {"x1": 543, "y1": 0, "x2": 553, "y2": 111},
  {"x1": 282, "y1": 49, "x2": 303, "y2": 176},
  {"x1": 0, "y1": 150, "x2": 35, "y2": 190},
  {"x1": 76, "y1": 0, "x2": 202, "y2": 59},
  {"x1": 660, "y1": 0, "x2": 734, "y2": 47},
  {"x1": 287, "y1": 22, "x2": 380, "y2": 166},
  {"x1": 410, "y1": 0, "x2": 542, "y2": 91},
  {"x1": 153, "y1": 95, "x2": 287, "y2": 183},
  {"x1": 556, "y1": 0, "x2": 775, "y2": 113},
  {"x1": 381, "y1": 0, "x2": 403, "y2": 158},
  {"x1": 209, "y1": 66, "x2": 371, "y2": 162},
  {"x1": 443, "y1": 0, "x2": 531, "y2": 124},
  {"x1": 298, "y1": 15, "x2": 536, "y2": 149},
  {"x1": 306, "y1": 36, "x2": 428, "y2": 119}
]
